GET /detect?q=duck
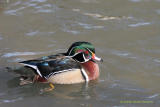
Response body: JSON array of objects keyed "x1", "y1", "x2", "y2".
[{"x1": 19, "y1": 41, "x2": 102, "y2": 91}]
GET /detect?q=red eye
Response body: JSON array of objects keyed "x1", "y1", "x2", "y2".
[{"x1": 84, "y1": 51, "x2": 89, "y2": 54}]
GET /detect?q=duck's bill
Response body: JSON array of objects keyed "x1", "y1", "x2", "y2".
[
  {"x1": 92, "y1": 54, "x2": 103, "y2": 62},
  {"x1": 94, "y1": 56, "x2": 103, "y2": 62}
]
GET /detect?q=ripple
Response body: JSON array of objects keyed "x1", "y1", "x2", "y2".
[
  {"x1": 109, "y1": 82, "x2": 145, "y2": 93},
  {"x1": 10, "y1": 1, "x2": 21, "y2": 7},
  {"x1": 34, "y1": 4, "x2": 53, "y2": 13},
  {"x1": 10, "y1": 58, "x2": 26, "y2": 62},
  {"x1": 30, "y1": 0, "x2": 47, "y2": 3},
  {"x1": 26, "y1": 30, "x2": 39, "y2": 36},
  {"x1": 156, "y1": 9, "x2": 160, "y2": 15},
  {"x1": 26, "y1": 3, "x2": 37, "y2": 7},
  {"x1": 4, "y1": 7, "x2": 26, "y2": 15},
  {"x1": 129, "y1": 0, "x2": 142, "y2": 2},
  {"x1": 26, "y1": 30, "x2": 55, "y2": 36},
  {"x1": 111, "y1": 50, "x2": 136, "y2": 59},
  {"x1": 36, "y1": 9, "x2": 52, "y2": 13},
  {"x1": 153, "y1": 59, "x2": 160, "y2": 63},
  {"x1": 62, "y1": 28, "x2": 80, "y2": 35},
  {"x1": 2, "y1": 52, "x2": 45, "y2": 58},
  {"x1": 5, "y1": 0, "x2": 57, "y2": 15},
  {"x1": 129, "y1": 0, "x2": 152, "y2": 2},
  {"x1": 0, "y1": 92, "x2": 6, "y2": 96},
  {"x1": 0, "y1": 97, "x2": 23, "y2": 104},
  {"x1": 0, "y1": 0, "x2": 9, "y2": 8},
  {"x1": 80, "y1": 0, "x2": 98, "y2": 3},
  {"x1": 0, "y1": 35, "x2": 2, "y2": 40},
  {"x1": 83, "y1": 12, "x2": 132, "y2": 21},
  {"x1": 128, "y1": 22, "x2": 151, "y2": 27},
  {"x1": 77, "y1": 22, "x2": 104, "y2": 30},
  {"x1": 34, "y1": 4, "x2": 52, "y2": 8},
  {"x1": 147, "y1": 94, "x2": 159, "y2": 99}
]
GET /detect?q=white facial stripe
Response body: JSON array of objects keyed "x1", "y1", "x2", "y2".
[
  {"x1": 81, "y1": 68, "x2": 89, "y2": 82},
  {"x1": 86, "y1": 48, "x2": 94, "y2": 54},
  {"x1": 83, "y1": 53, "x2": 89, "y2": 62},
  {"x1": 72, "y1": 52, "x2": 81, "y2": 57},
  {"x1": 68, "y1": 47, "x2": 75, "y2": 56},
  {"x1": 68, "y1": 46, "x2": 82, "y2": 57}
]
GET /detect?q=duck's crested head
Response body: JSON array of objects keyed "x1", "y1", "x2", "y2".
[{"x1": 66, "y1": 41, "x2": 103, "y2": 63}]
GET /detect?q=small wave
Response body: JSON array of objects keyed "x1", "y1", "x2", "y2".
[
  {"x1": 36, "y1": 9, "x2": 52, "y2": 13},
  {"x1": 83, "y1": 12, "x2": 132, "y2": 21},
  {"x1": 77, "y1": 22, "x2": 104, "y2": 30},
  {"x1": 80, "y1": 0, "x2": 98, "y2": 3},
  {"x1": 111, "y1": 50, "x2": 130, "y2": 57},
  {"x1": 4, "y1": 7, "x2": 26, "y2": 15},
  {"x1": 34, "y1": 4, "x2": 53, "y2": 13},
  {"x1": 10, "y1": 1, "x2": 22, "y2": 7},
  {"x1": 2, "y1": 52, "x2": 45, "y2": 58},
  {"x1": 0, "y1": 92, "x2": 6, "y2": 96},
  {"x1": 156, "y1": 9, "x2": 160, "y2": 15},
  {"x1": 30, "y1": 0, "x2": 47, "y2": 3},
  {"x1": 26, "y1": 30, "x2": 39, "y2": 36},
  {"x1": 62, "y1": 28, "x2": 80, "y2": 35},
  {"x1": 26, "y1": 31, "x2": 55, "y2": 36},
  {"x1": 0, "y1": 36, "x2": 2, "y2": 40},
  {"x1": 9, "y1": 58, "x2": 27, "y2": 62},
  {"x1": 0, "y1": 97, "x2": 23, "y2": 104},
  {"x1": 147, "y1": 94, "x2": 159, "y2": 99},
  {"x1": 128, "y1": 22, "x2": 151, "y2": 27},
  {"x1": 110, "y1": 50, "x2": 138, "y2": 60},
  {"x1": 153, "y1": 59, "x2": 160, "y2": 63},
  {"x1": 26, "y1": 3, "x2": 37, "y2": 7},
  {"x1": 72, "y1": 9, "x2": 132, "y2": 21},
  {"x1": 129, "y1": 0, "x2": 142, "y2": 2}
]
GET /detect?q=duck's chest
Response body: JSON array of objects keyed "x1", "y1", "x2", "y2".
[
  {"x1": 47, "y1": 69, "x2": 85, "y2": 84},
  {"x1": 81, "y1": 61, "x2": 99, "y2": 80}
]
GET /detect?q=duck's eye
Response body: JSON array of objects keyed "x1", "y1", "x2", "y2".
[
  {"x1": 84, "y1": 51, "x2": 89, "y2": 54},
  {"x1": 84, "y1": 51, "x2": 92, "y2": 59}
]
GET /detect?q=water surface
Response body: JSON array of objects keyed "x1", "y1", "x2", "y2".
[{"x1": 0, "y1": 0, "x2": 160, "y2": 106}]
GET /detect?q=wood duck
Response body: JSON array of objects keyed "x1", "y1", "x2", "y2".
[{"x1": 19, "y1": 41, "x2": 102, "y2": 91}]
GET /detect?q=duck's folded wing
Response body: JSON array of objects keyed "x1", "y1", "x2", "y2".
[
  {"x1": 19, "y1": 59, "x2": 44, "y2": 77},
  {"x1": 20, "y1": 57, "x2": 81, "y2": 79}
]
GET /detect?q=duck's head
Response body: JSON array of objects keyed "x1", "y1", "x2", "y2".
[{"x1": 66, "y1": 41, "x2": 103, "y2": 63}]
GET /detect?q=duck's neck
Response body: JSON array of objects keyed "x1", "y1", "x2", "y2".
[{"x1": 81, "y1": 61, "x2": 99, "y2": 80}]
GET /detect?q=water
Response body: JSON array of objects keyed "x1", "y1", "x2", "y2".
[{"x1": 0, "y1": 0, "x2": 160, "y2": 106}]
